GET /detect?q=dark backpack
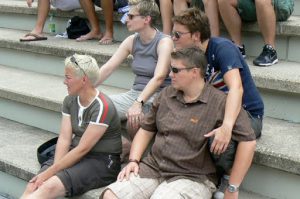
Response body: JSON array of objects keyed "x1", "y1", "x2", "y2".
[
  {"x1": 66, "y1": 16, "x2": 90, "y2": 39},
  {"x1": 37, "y1": 137, "x2": 58, "y2": 165}
]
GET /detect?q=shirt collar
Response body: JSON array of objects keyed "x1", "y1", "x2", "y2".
[{"x1": 168, "y1": 82, "x2": 211, "y2": 104}]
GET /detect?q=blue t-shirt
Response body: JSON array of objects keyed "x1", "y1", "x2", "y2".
[{"x1": 205, "y1": 37, "x2": 264, "y2": 117}]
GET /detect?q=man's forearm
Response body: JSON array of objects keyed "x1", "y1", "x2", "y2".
[
  {"x1": 129, "y1": 128, "x2": 155, "y2": 162},
  {"x1": 229, "y1": 140, "x2": 256, "y2": 186}
]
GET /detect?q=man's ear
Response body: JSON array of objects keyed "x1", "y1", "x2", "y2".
[
  {"x1": 144, "y1": 15, "x2": 152, "y2": 24},
  {"x1": 82, "y1": 75, "x2": 88, "y2": 84},
  {"x1": 192, "y1": 31, "x2": 201, "y2": 42}
]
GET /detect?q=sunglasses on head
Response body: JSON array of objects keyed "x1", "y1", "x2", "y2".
[
  {"x1": 171, "y1": 31, "x2": 191, "y2": 39},
  {"x1": 170, "y1": 66, "x2": 196, "y2": 73},
  {"x1": 70, "y1": 56, "x2": 86, "y2": 76},
  {"x1": 127, "y1": 13, "x2": 143, "y2": 20}
]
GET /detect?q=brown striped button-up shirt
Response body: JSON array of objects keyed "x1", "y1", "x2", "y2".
[{"x1": 139, "y1": 83, "x2": 255, "y2": 184}]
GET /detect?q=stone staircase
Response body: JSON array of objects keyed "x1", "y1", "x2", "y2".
[{"x1": 0, "y1": 1, "x2": 299, "y2": 199}]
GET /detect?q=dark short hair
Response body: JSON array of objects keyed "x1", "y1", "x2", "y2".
[
  {"x1": 171, "y1": 46, "x2": 207, "y2": 77},
  {"x1": 172, "y1": 7, "x2": 211, "y2": 42},
  {"x1": 130, "y1": 0, "x2": 160, "y2": 27}
]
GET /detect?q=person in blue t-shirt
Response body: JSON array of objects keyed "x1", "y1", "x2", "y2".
[{"x1": 172, "y1": 7, "x2": 263, "y2": 199}]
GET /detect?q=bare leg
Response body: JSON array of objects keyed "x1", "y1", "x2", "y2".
[
  {"x1": 159, "y1": 0, "x2": 173, "y2": 35},
  {"x1": 218, "y1": 0, "x2": 242, "y2": 45},
  {"x1": 203, "y1": 0, "x2": 220, "y2": 36},
  {"x1": 20, "y1": 0, "x2": 50, "y2": 40},
  {"x1": 20, "y1": 176, "x2": 65, "y2": 199},
  {"x1": 20, "y1": 181, "x2": 37, "y2": 199},
  {"x1": 99, "y1": 0, "x2": 114, "y2": 44},
  {"x1": 255, "y1": 0, "x2": 276, "y2": 48},
  {"x1": 173, "y1": 0, "x2": 189, "y2": 15},
  {"x1": 77, "y1": 0, "x2": 102, "y2": 41}
]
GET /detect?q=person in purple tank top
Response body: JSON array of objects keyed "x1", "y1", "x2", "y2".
[{"x1": 95, "y1": 0, "x2": 173, "y2": 161}]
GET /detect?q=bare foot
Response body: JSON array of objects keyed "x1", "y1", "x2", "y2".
[
  {"x1": 99, "y1": 36, "x2": 114, "y2": 45},
  {"x1": 76, "y1": 32, "x2": 103, "y2": 42},
  {"x1": 27, "y1": 0, "x2": 33, "y2": 7}
]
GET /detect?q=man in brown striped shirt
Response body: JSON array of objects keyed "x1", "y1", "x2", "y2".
[{"x1": 101, "y1": 47, "x2": 256, "y2": 199}]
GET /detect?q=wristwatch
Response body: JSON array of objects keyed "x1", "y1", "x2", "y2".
[
  {"x1": 227, "y1": 184, "x2": 239, "y2": 193},
  {"x1": 135, "y1": 98, "x2": 144, "y2": 106}
]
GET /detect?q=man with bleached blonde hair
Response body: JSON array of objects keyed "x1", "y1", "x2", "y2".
[{"x1": 21, "y1": 54, "x2": 122, "y2": 198}]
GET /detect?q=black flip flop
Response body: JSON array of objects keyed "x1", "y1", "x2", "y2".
[{"x1": 20, "y1": 33, "x2": 48, "y2": 42}]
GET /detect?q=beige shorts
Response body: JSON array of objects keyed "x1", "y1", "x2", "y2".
[
  {"x1": 101, "y1": 173, "x2": 216, "y2": 199},
  {"x1": 109, "y1": 89, "x2": 156, "y2": 121}
]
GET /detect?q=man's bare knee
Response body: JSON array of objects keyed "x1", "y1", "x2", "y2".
[
  {"x1": 33, "y1": 176, "x2": 65, "y2": 198},
  {"x1": 102, "y1": 189, "x2": 118, "y2": 199},
  {"x1": 37, "y1": 182, "x2": 58, "y2": 196}
]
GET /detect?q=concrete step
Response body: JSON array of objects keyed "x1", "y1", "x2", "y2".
[
  {"x1": 1, "y1": 116, "x2": 294, "y2": 199},
  {"x1": 2, "y1": 0, "x2": 300, "y2": 61},
  {"x1": 0, "y1": 64, "x2": 127, "y2": 133},
  {"x1": 242, "y1": 117, "x2": 300, "y2": 199},
  {"x1": 295, "y1": 0, "x2": 300, "y2": 16},
  {"x1": 0, "y1": 0, "x2": 130, "y2": 42},
  {"x1": 0, "y1": 27, "x2": 300, "y2": 122},
  {"x1": 0, "y1": 28, "x2": 134, "y2": 90},
  {"x1": 248, "y1": 60, "x2": 300, "y2": 123}
]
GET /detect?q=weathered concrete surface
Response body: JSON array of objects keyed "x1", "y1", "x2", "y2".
[
  {"x1": 255, "y1": 117, "x2": 300, "y2": 175},
  {"x1": 0, "y1": 65, "x2": 126, "y2": 112},
  {"x1": 1, "y1": 28, "x2": 300, "y2": 95}
]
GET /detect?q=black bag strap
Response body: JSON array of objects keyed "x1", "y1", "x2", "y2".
[{"x1": 37, "y1": 137, "x2": 58, "y2": 165}]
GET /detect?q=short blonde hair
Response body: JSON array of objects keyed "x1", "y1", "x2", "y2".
[{"x1": 65, "y1": 54, "x2": 99, "y2": 86}]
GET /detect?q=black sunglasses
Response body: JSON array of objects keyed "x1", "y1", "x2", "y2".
[
  {"x1": 127, "y1": 13, "x2": 143, "y2": 20},
  {"x1": 70, "y1": 56, "x2": 86, "y2": 76},
  {"x1": 170, "y1": 66, "x2": 196, "y2": 73},
  {"x1": 171, "y1": 31, "x2": 191, "y2": 39}
]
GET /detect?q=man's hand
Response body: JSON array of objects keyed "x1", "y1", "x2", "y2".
[
  {"x1": 27, "y1": 0, "x2": 34, "y2": 7},
  {"x1": 29, "y1": 169, "x2": 54, "y2": 188},
  {"x1": 126, "y1": 102, "x2": 143, "y2": 130},
  {"x1": 117, "y1": 162, "x2": 139, "y2": 181},
  {"x1": 224, "y1": 190, "x2": 239, "y2": 199},
  {"x1": 204, "y1": 124, "x2": 232, "y2": 155}
]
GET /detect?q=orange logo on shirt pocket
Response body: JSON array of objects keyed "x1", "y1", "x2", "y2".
[{"x1": 190, "y1": 117, "x2": 199, "y2": 124}]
